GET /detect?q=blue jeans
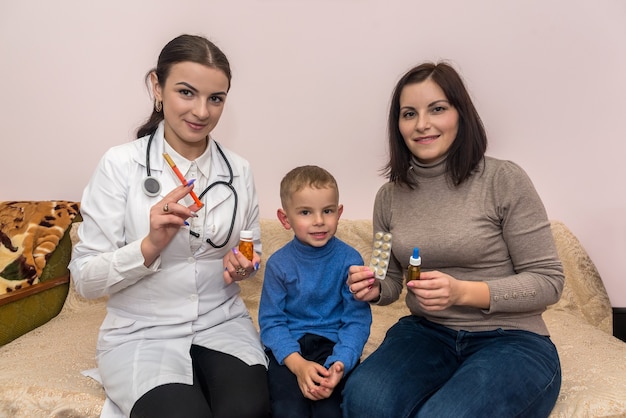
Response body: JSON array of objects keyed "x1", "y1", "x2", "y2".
[{"x1": 342, "y1": 316, "x2": 561, "y2": 418}]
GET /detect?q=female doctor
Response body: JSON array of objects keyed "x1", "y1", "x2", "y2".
[{"x1": 69, "y1": 34, "x2": 270, "y2": 418}]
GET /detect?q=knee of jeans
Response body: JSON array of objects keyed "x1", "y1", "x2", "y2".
[
  {"x1": 341, "y1": 377, "x2": 360, "y2": 408},
  {"x1": 342, "y1": 372, "x2": 377, "y2": 415}
]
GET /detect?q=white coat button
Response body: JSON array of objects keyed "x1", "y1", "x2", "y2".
[
  {"x1": 190, "y1": 294, "x2": 198, "y2": 302},
  {"x1": 187, "y1": 257, "x2": 195, "y2": 263}
]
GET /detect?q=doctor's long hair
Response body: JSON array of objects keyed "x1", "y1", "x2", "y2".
[{"x1": 136, "y1": 34, "x2": 232, "y2": 139}]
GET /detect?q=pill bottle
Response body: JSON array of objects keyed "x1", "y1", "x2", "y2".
[
  {"x1": 407, "y1": 247, "x2": 421, "y2": 282},
  {"x1": 239, "y1": 230, "x2": 254, "y2": 261}
]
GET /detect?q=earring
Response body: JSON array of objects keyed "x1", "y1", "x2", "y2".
[{"x1": 154, "y1": 99, "x2": 162, "y2": 112}]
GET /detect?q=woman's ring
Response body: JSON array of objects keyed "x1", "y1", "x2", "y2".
[
  {"x1": 236, "y1": 266, "x2": 247, "y2": 276},
  {"x1": 163, "y1": 203, "x2": 169, "y2": 213},
  {"x1": 349, "y1": 286, "x2": 357, "y2": 294}
]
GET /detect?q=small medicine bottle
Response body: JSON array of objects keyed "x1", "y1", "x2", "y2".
[
  {"x1": 239, "y1": 230, "x2": 254, "y2": 261},
  {"x1": 407, "y1": 247, "x2": 421, "y2": 282}
]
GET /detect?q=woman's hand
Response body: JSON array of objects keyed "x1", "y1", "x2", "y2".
[
  {"x1": 141, "y1": 183, "x2": 200, "y2": 266},
  {"x1": 407, "y1": 270, "x2": 490, "y2": 310},
  {"x1": 346, "y1": 265, "x2": 380, "y2": 302},
  {"x1": 223, "y1": 247, "x2": 260, "y2": 285}
]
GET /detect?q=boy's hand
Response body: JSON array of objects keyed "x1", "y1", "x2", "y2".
[
  {"x1": 311, "y1": 361, "x2": 345, "y2": 399},
  {"x1": 284, "y1": 353, "x2": 330, "y2": 400}
]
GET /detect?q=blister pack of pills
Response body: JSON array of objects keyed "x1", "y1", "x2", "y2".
[{"x1": 368, "y1": 231, "x2": 392, "y2": 280}]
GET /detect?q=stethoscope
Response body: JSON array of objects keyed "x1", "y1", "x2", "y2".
[{"x1": 142, "y1": 131, "x2": 238, "y2": 248}]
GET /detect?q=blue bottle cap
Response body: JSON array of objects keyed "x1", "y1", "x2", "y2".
[{"x1": 409, "y1": 247, "x2": 421, "y2": 266}]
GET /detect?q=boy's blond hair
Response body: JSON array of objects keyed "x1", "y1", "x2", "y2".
[{"x1": 280, "y1": 165, "x2": 339, "y2": 208}]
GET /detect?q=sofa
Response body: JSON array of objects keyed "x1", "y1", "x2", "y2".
[{"x1": 1, "y1": 218, "x2": 625, "y2": 417}]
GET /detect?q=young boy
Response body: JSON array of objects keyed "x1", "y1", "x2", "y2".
[{"x1": 258, "y1": 165, "x2": 372, "y2": 418}]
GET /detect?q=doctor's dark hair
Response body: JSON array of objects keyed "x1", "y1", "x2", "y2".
[
  {"x1": 136, "y1": 34, "x2": 232, "y2": 139},
  {"x1": 384, "y1": 61, "x2": 487, "y2": 187}
]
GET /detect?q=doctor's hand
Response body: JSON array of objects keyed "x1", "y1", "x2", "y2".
[
  {"x1": 141, "y1": 183, "x2": 200, "y2": 267},
  {"x1": 223, "y1": 247, "x2": 260, "y2": 285}
]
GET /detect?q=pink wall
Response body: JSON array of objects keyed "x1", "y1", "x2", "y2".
[{"x1": 1, "y1": 1, "x2": 625, "y2": 305}]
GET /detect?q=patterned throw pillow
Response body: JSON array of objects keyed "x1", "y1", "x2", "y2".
[{"x1": 0, "y1": 201, "x2": 80, "y2": 295}]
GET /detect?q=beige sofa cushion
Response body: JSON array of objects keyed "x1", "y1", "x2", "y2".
[
  {"x1": 545, "y1": 309, "x2": 626, "y2": 417},
  {"x1": 0, "y1": 279, "x2": 106, "y2": 417},
  {"x1": 0, "y1": 219, "x2": 625, "y2": 417}
]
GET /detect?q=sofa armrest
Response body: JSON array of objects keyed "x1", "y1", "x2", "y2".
[
  {"x1": 0, "y1": 275, "x2": 69, "y2": 306},
  {"x1": 548, "y1": 221, "x2": 613, "y2": 334},
  {"x1": 0, "y1": 202, "x2": 80, "y2": 346}
]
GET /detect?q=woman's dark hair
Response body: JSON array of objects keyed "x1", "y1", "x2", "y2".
[
  {"x1": 136, "y1": 34, "x2": 232, "y2": 139},
  {"x1": 384, "y1": 62, "x2": 487, "y2": 187}
]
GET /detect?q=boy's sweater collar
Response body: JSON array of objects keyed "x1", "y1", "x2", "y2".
[{"x1": 290, "y1": 235, "x2": 338, "y2": 258}]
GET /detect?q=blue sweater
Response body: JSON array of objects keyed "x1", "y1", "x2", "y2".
[{"x1": 259, "y1": 236, "x2": 372, "y2": 373}]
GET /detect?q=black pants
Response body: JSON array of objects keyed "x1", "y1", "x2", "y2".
[
  {"x1": 266, "y1": 333, "x2": 348, "y2": 418},
  {"x1": 130, "y1": 344, "x2": 270, "y2": 418}
]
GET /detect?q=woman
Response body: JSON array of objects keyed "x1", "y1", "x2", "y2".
[
  {"x1": 69, "y1": 34, "x2": 270, "y2": 418},
  {"x1": 343, "y1": 62, "x2": 564, "y2": 417}
]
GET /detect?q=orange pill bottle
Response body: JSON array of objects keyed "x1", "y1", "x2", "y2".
[{"x1": 239, "y1": 230, "x2": 254, "y2": 261}]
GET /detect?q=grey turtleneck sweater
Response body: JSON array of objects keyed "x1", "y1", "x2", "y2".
[{"x1": 374, "y1": 156, "x2": 564, "y2": 336}]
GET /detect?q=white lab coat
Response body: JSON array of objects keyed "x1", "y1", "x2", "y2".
[{"x1": 69, "y1": 123, "x2": 267, "y2": 417}]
